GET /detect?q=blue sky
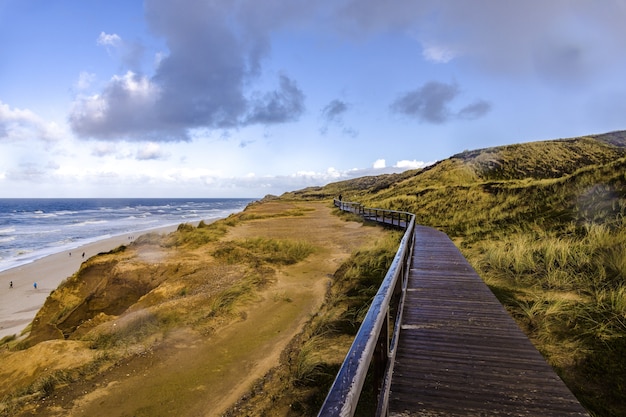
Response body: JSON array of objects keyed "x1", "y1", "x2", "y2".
[{"x1": 1, "y1": 0, "x2": 626, "y2": 198}]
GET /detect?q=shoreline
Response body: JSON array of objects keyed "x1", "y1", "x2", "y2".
[{"x1": 0, "y1": 223, "x2": 184, "y2": 340}]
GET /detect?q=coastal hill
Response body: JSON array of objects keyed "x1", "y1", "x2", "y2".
[
  {"x1": 1, "y1": 130, "x2": 625, "y2": 416},
  {"x1": 284, "y1": 130, "x2": 626, "y2": 416},
  {"x1": 0, "y1": 201, "x2": 399, "y2": 416}
]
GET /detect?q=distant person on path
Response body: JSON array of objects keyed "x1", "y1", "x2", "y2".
[
  {"x1": 9, "y1": 281, "x2": 12, "y2": 289},
  {"x1": 33, "y1": 282, "x2": 37, "y2": 289},
  {"x1": 82, "y1": 252, "x2": 85, "y2": 258},
  {"x1": 339, "y1": 194, "x2": 342, "y2": 201}
]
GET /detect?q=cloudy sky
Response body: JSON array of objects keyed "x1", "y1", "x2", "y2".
[{"x1": 1, "y1": 1, "x2": 625, "y2": 198}]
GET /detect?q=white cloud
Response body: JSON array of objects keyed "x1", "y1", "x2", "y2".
[
  {"x1": 97, "y1": 32, "x2": 122, "y2": 47},
  {"x1": 75, "y1": 72, "x2": 96, "y2": 91},
  {"x1": 390, "y1": 81, "x2": 491, "y2": 124},
  {"x1": 394, "y1": 159, "x2": 431, "y2": 169},
  {"x1": 0, "y1": 100, "x2": 64, "y2": 142},
  {"x1": 136, "y1": 142, "x2": 169, "y2": 160},
  {"x1": 373, "y1": 159, "x2": 386, "y2": 169}
]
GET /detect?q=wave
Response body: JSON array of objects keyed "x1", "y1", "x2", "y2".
[
  {"x1": 33, "y1": 212, "x2": 58, "y2": 218},
  {"x1": 54, "y1": 210, "x2": 79, "y2": 216},
  {"x1": 0, "y1": 198, "x2": 255, "y2": 273},
  {"x1": 70, "y1": 220, "x2": 109, "y2": 227}
]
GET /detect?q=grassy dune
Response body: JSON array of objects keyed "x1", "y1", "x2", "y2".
[
  {"x1": 285, "y1": 131, "x2": 626, "y2": 416},
  {"x1": 3, "y1": 130, "x2": 625, "y2": 416},
  {"x1": 0, "y1": 201, "x2": 400, "y2": 417}
]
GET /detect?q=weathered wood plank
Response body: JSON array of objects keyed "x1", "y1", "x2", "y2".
[{"x1": 388, "y1": 226, "x2": 589, "y2": 416}]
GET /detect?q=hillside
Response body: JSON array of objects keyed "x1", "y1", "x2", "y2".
[
  {"x1": 0, "y1": 201, "x2": 399, "y2": 416},
  {"x1": 284, "y1": 130, "x2": 626, "y2": 416},
  {"x1": 2, "y1": 130, "x2": 625, "y2": 416}
]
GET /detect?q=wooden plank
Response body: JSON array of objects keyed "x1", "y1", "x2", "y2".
[{"x1": 388, "y1": 226, "x2": 589, "y2": 416}]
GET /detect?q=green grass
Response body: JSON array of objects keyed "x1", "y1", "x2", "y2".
[
  {"x1": 204, "y1": 272, "x2": 268, "y2": 318},
  {"x1": 293, "y1": 334, "x2": 335, "y2": 387},
  {"x1": 285, "y1": 132, "x2": 626, "y2": 416},
  {"x1": 220, "y1": 229, "x2": 402, "y2": 416},
  {"x1": 163, "y1": 221, "x2": 230, "y2": 248},
  {"x1": 273, "y1": 231, "x2": 402, "y2": 415},
  {"x1": 213, "y1": 237, "x2": 316, "y2": 266}
]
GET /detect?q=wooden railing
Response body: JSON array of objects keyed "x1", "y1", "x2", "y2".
[
  {"x1": 318, "y1": 200, "x2": 416, "y2": 417},
  {"x1": 335, "y1": 200, "x2": 412, "y2": 229}
]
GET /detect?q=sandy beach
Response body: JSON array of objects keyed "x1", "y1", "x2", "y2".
[{"x1": 0, "y1": 224, "x2": 181, "y2": 340}]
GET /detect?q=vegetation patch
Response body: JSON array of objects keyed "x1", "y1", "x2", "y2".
[
  {"x1": 214, "y1": 237, "x2": 316, "y2": 266},
  {"x1": 223, "y1": 231, "x2": 402, "y2": 416},
  {"x1": 163, "y1": 221, "x2": 230, "y2": 248},
  {"x1": 289, "y1": 131, "x2": 626, "y2": 416}
]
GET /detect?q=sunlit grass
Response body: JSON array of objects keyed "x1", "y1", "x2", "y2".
[
  {"x1": 294, "y1": 133, "x2": 626, "y2": 415},
  {"x1": 213, "y1": 237, "x2": 316, "y2": 266},
  {"x1": 262, "y1": 230, "x2": 402, "y2": 415}
]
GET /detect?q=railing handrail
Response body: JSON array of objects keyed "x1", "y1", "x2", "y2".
[{"x1": 318, "y1": 200, "x2": 416, "y2": 417}]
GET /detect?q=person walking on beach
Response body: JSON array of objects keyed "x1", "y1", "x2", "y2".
[
  {"x1": 33, "y1": 282, "x2": 37, "y2": 289},
  {"x1": 9, "y1": 281, "x2": 12, "y2": 289}
]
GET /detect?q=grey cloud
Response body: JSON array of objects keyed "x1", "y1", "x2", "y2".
[
  {"x1": 390, "y1": 81, "x2": 459, "y2": 124},
  {"x1": 68, "y1": 1, "x2": 623, "y2": 141},
  {"x1": 122, "y1": 40, "x2": 146, "y2": 70},
  {"x1": 458, "y1": 100, "x2": 492, "y2": 120},
  {"x1": 338, "y1": 1, "x2": 626, "y2": 83},
  {"x1": 319, "y1": 99, "x2": 358, "y2": 137},
  {"x1": 69, "y1": 72, "x2": 185, "y2": 141},
  {"x1": 321, "y1": 99, "x2": 348, "y2": 123},
  {"x1": 70, "y1": 0, "x2": 308, "y2": 142},
  {"x1": 245, "y1": 75, "x2": 305, "y2": 124},
  {"x1": 390, "y1": 81, "x2": 490, "y2": 124},
  {"x1": 148, "y1": 0, "x2": 251, "y2": 129},
  {"x1": 532, "y1": 40, "x2": 590, "y2": 87}
]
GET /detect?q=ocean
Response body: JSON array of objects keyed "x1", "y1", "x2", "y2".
[{"x1": 0, "y1": 198, "x2": 255, "y2": 273}]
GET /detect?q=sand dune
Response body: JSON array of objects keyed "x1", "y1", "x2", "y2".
[{"x1": 0, "y1": 225, "x2": 179, "y2": 339}]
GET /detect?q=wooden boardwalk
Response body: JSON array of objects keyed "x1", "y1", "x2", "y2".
[{"x1": 388, "y1": 226, "x2": 589, "y2": 416}]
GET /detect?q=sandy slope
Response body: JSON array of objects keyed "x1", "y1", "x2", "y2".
[
  {"x1": 0, "y1": 225, "x2": 180, "y2": 340},
  {"x1": 1, "y1": 201, "x2": 387, "y2": 417}
]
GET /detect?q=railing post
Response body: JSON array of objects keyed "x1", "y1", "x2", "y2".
[{"x1": 373, "y1": 307, "x2": 390, "y2": 415}]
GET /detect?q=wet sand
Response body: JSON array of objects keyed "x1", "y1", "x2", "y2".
[{"x1": 0, "y1": 225, "x2": 181, "y2": 339}]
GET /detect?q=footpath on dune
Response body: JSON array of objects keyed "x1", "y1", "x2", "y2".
[{"x1": 2, "y1": 200, "x2": 388, "y2": 417}]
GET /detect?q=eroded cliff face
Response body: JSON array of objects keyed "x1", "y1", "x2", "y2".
[{"x1": 25, "y1": 244, "x2": 175, "y2": 346}]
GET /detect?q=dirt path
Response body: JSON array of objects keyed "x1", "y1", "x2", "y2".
[{"x1": 18, "y1": 201, "x2": 386, "y2": 416}]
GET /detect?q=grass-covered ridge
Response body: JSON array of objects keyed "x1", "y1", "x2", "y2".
[
  {"x1": 284, "y1": 130, "x2": 626, "y2": 417},
  {"x1": 0, "y1": 201, "x2": 397, "y2": 417}
]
